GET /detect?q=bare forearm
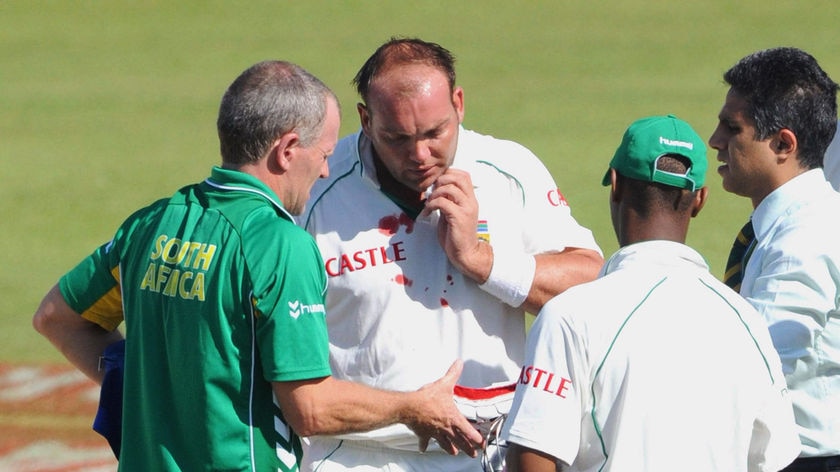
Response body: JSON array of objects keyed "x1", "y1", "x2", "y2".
[
  {"x1": 277, "y1": 377, "x2": 426, "y2": 436},
  {"x1": 506, "y1": 443, "x2": 563, "y2": 472},
  {"x1": 523, "y1": 248, "x2": 603, "y2": 314},
  {"x1": 452, "y1": 243, "x2": 602, "y2": 314},
  {"x1": 32, "y1": 285, "x2": 123, "y2": 384},
  {"x1": 274, "y1": 361, "x2": 483, "y2": 455}
]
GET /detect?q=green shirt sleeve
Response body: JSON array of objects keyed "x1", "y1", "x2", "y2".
[
  {"x1": 59, "y1": 238, "x2": 124, "y2": 332},
  {"x1": 244, "y1": 211, "x2": 331, "y2": 383}
]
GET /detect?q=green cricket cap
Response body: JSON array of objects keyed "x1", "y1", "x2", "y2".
[{"x1": 602, "y1": 114, "x2": 707, "y2": 191}]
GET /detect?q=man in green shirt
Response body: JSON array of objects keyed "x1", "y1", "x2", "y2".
[{"x1": 33, "y1": 60, "x2": 482, "y2": 471}]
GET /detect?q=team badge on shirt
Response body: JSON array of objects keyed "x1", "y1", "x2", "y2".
[{"x1": 477, "y1": 220, "x2": 490, "y2": 242}]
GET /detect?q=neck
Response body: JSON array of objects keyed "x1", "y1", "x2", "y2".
[
  {"x1": 752, "y1": 165, "x2": 811, "y2": 208},
  {"x1": 372, "y1": 151, "x2": 426, "y2": 214},
  {"x1": 619, "y1": 215, "x2": 689, "y2": 247}
]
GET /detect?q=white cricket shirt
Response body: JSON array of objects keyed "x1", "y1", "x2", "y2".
[
  {"x1": 502, "y1": 241, "x2": 800, "y2": 472},
  {"x1": 302, "y1": 127, "x2": 600, "y2": 450}
]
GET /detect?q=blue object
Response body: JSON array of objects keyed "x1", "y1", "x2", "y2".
[{"x1": 92, "y1": 339, "x2": 125, "y2": 459}]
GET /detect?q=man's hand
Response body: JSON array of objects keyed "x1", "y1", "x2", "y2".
[
  {"x1": 422, "y1": 168, "x2": 493, "y2": 284},
  {"x1": 405, "y1": 360, "x2": 485, "y2": 457}
]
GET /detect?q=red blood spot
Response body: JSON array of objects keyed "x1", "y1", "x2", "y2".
[
  {"x1": 379, "y1": 213, "x2": 415, "y2": 235},
  {"x1": 399, "y1": 212, "x2": 415, "y2": 233},
  {"x1": 440, "y1": 298, "x2": 449, "y2": 307},
  {"x1": 446, "y1": 274, "x2": 454, "y2": 285},
  {"x1": 379, "y1": 215, "x2": 399, "y2": 235},
  {"x1": 395, "y1": 274, "x2": 413, "y2": 286}
]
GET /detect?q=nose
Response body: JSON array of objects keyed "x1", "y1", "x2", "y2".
[
  {"x1": 410, "y1": 139, "x2": 432, "y2": 163},
  {"x1": 708, "y1": 125, "x2": 724, "y2": 151}
]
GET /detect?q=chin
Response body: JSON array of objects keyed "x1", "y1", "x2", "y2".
[
  {"x1": 720, "y1": 181, "x2": 735, "y2": 194},
  {"x1": 718, "y1": 171, "x2": 734, "y2": 191}
]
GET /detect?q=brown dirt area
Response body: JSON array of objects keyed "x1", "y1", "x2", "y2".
[{"x1": 0, "y1": 363, "x2": 117, "y2": 471}]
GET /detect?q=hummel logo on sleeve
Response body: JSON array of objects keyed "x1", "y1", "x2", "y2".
[{"x1": 287, "y1": 300, "x2": 326, "y2": 319}]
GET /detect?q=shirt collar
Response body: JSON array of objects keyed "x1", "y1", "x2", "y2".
[
  {"x1": 204, "y1": 166, "x2": 294, "y2": 222},
  {"x1": 600, "y1": 240, "x2": 710, "y2": 277},
  {"x1": 356, "y1": 130, "x2": 379, "y2": 188},
  {"x1": 751, "y1": 169, "x2": 827, "y2": 240}
]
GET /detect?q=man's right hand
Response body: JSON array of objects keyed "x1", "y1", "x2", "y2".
[{"x1": 405, "y1": 359, "x2": 485, "y2": 457}]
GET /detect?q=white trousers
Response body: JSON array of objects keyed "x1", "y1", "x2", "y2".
[{"x1": 303, "y1": 437, "x2": 486, "y2": 472}]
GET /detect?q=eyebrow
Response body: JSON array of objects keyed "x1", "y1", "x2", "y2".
[
  {"x1": 717, "y1": 108, "x2": 739, "y2": 123},
  {"x1": 380, "y1": 117, "x2": 451, "y2": 137}
]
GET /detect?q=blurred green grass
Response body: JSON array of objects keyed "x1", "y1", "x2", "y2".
[{"x1": 2, "y1": 1, "x2": 839, "y2": 363}]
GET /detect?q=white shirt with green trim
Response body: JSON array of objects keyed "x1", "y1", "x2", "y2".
[
  {"x1": 501, "y1": 241, "x2": 800, "y2": 472},
  {"x1": 302, "y1": 127, "x2": 600, "y2": 451}
]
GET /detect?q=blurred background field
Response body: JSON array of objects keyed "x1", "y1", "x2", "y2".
[{"x1": 2, "y1": 0, "x2": 839, "y2": 364}]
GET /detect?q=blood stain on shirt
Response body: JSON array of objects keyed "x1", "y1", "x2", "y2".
[
  {"x1": 378, "y1": 213, "x2": 415, "y2": 235},
  {"x1": 378, "y1": 215, "x2": 399, "y2": 235},
  {"x1": 398, "y1": 212, "x2": 415, "y2": 234},
  {"x1": 440, "y1": 298, "x2": 449, "y2": 307},
  {"x1": 394, "y1": 274, "x2": 413, "y2": 286}
]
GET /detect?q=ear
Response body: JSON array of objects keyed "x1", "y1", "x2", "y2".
[
  {"x1": 452, "y1": 86, "x2": 465, "y2": 124},
  {"x1": 608, "y1": 168, "x2": 623, "y2": 246},
  {"x1": 690, "y1": 186, "x2": 709, "y2": 218},
  {"x1": 774, "y1": 128, "x2": 797, "y2": 162},
  {"x1": 609, "y1": 168, "x2": 621, "y2": 203},
  {"x1": 269, "y1": 132, "x2": 300, "y2": 173},
  {"x1": 358, "y1": 102, "x2": 371, "y2": 137}
]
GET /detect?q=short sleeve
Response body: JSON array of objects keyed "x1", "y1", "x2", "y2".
[
  {"x1": 502, "y1": 300, "x2": 585, "y2": 464},
  {"x1": 59, "y1": 239, "x2": 125, "y2": 332},
  {"x1": 246, "y1": 217, "x2": 332, "y2": 383}
]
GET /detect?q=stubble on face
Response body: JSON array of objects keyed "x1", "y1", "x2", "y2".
[
  {"x1": 362, "y1": 65, "x2": 463, "y2": 194},
  {"x1": 711, "y1": 90, "x2": 777, "y2": 206}
]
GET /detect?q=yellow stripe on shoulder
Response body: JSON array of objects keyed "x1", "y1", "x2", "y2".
[{"x1": 80, "y1": 266, "x2": 124, "y2": 332}]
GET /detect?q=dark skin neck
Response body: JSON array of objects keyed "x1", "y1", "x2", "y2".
[
  {"x1": 609, "y1": 170, "x2": 707, "y2": 248},
  {"x1": 617, "y1": 210, "x2": 692, "y2": 247}
]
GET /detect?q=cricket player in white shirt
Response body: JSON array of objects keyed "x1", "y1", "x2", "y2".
[
  {"x1": 301, "y1": 37, "x2": 603, "y2": 471},
  {"x1": 502, "y1": 115, "x2": 799, "y2": 472}
]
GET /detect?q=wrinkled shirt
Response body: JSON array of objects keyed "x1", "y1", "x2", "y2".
[{"x1": 741, "y1": 169, "x2": 840, "y2": 457}]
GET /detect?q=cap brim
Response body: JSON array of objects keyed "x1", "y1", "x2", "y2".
[{"x1": 601, "y1": 168, "x2": 611, "y2": 186}]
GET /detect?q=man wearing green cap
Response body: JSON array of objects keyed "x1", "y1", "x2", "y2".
[{"x1": 500, "y1": 115, "x2": 800, "y2": 471}]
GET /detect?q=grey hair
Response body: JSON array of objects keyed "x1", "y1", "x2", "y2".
[{"x1": 217, "y1": 60, "x2": 339, "y2": 165}]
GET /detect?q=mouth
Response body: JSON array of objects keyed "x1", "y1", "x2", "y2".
[{"x1": 410, "y1": 167, "x2": 437, "y2": 183}]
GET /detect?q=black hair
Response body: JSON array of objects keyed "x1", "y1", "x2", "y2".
[{"x1": 724, "y1": 47, "x2": 838, "y2": 169}]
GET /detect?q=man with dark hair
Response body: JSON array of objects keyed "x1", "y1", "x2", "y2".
[
  {"x1": 502, "y1": 115, "x2": 799, "y2": 472},
  {"x1": 711, "y1": 46, "x2": 840, "y2": 470},
  {"x1": 301, "y1": 37, "x2": 603, "y2": 471},
  {"x1": 32, "y1": 60, "x2": 482, "y2": 471}
]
